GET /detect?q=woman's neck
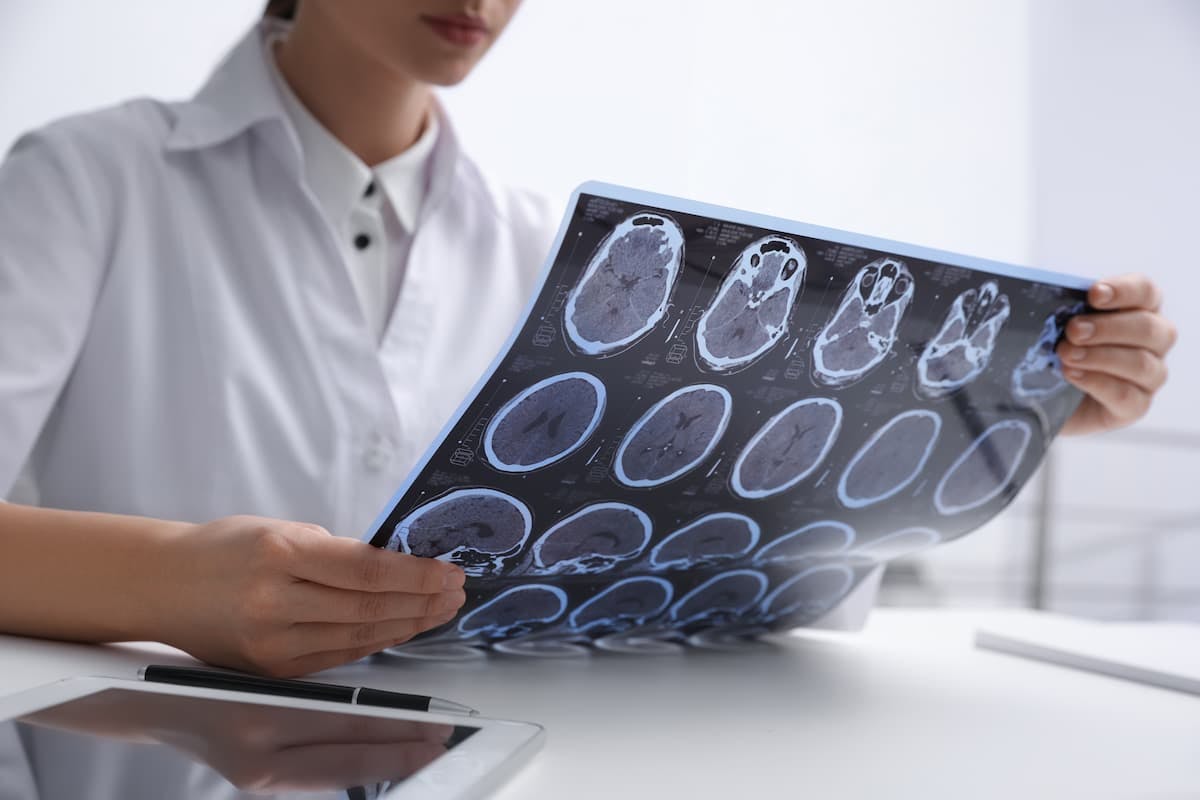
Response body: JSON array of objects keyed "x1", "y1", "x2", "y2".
[{"x1": 274, "y1": 11, "x2": 432, "y2": 167}]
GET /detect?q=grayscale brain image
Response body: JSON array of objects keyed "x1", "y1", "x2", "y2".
[
  {"x1": 368, "y1": 186, "x2": 1088, "y2": 654},
  {"x1": 458, "y1": 584, "x2": 568, "y2": 638},
  {"x1": 614, "y1": 384, "x2": 732, "y2": 487},
  {"x1": 388, "y1": 488, "x2": 531, "y2": 577},
  {"x1": 568, "y1": 576, "x2": 675, "y2": 633},
  {"x1": 1012, "y1": 304, "x2": 1083, "y2": 402},
  {"x1": 813, "y1": 257, "x2": 915, "y2": 388},
  {"x1": 484, "y1": 371, "x2": 606, "y2": 472},
  {"x1": 670, "y1": 570, "x2": 768, "y2": 626},
  {"x1": 697, "y1": 236, "x2": 806, "y2": 372},
  {"x1": 935, "y1": 419, "x2": 1033, "y2": 515},
  {"x1": 731, "y1": 397, "x2": 842, "y2": 499},
  {"x1": 649, "y1": 512, "x2": 761, "y2": 571},
  {"x1": 528, "y1": 502, "x2": 652, "y2": 575},
  {"x1": 753, "y1": 520, "x2": 856, "y2": 564},
  {"x1": 918, "y1": 281, "x2": 1011, "y2": 398},
  {"x1": 838, "y1": 410, "x2": 942, "y2": 509},
  {"x1": 565, "y1": 212, "x2": 685, "y2": 356}
]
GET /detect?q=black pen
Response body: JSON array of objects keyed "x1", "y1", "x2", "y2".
[{"x1": 139, "y1": 665, "x2": 478, "y2": 716}]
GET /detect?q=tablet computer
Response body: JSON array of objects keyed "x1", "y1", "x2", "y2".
[{"x1": 0, "y1": 676, "x2": 543, "y2": 799}]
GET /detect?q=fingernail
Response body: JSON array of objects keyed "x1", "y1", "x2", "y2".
[
  {"x1": 1073, "y1": 320, "x2": 1095, "y2": 341},
  {"x1": 1065, "y1": 368, "x2": 1085, "y2": 380},
  {"x1": 1092, "y1": 283, "x2": 1114, "y2": 306},
  {"x1": 442, "y1": 567, "x2": 465, "y2": 591},
  {"x1": 1067, "y1": 347, "x2": 1087, "y2": 362}
]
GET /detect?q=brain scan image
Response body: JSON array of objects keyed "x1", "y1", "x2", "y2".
[
  {"x1": 917, "y1": 281, "x2": 1011, "y2": 398},
  {"x1": 853, "y1": 527, "x2": 941, "y2": 560},
  {"x1": 529, "y1": 502, "x2": 653, "y2": 575},
  {"x1": 458, "y1": 585, "x2": 568, "y2": 640},
  {"x1": 752, "y1": 520, "x2": 856, "y2": 565},
  {"x1": 567, "y1": 576, "x2": 675, "y2": 633},
  {"x1": 388, "y1": 488, "x2": 532, "y2": 577},
  {"x1": 564, "y1": 212, "x2": 685, "y2": 356},
  {"x1": 696, "y1": 236, "x2": 806, "y2": 372},
  {"x1": 813, "y1": 257, "x2": 915, "y2": 388},
  {"x1": 649, "y1": 512, "x2": 761, "y2": 571},
  {"x1": 759, "y1": 565, "x2": 856, "y2": 624},
  {"x1": 483, "y1": 372, "x2": 606, "y2": 472},
  {"x1": 614, "y1": 384, "x2": 732, "y2": 487},
  {"x1": 669, "y1": 570, "x2": 769, "y2": 627},
  {"x1": 837, "y1": 409, "x2": 942, "y2": 509},
  {"x1": 935, "y1": 419, "x2": 1032, "y2": 515},
  {"x1": 730, "y1": 397, "x2": 842, "y2": 499},
  {"x1": 1012, "y1": 303, "x2": 1084, "y2": 402}
]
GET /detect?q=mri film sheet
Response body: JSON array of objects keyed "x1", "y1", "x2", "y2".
[{"x1": 367, "y1": 182, "x2": 1089, "y2": 655}]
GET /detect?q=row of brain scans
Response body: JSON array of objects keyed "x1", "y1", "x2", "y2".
[
  {"x1": 404, "y1": 561, "x2": 868, "y2": 647},
  {"x1": 559, "y1": 210, "x2": 1076, "y2": 400},
  {"x1": 477, "y1": 378, "x2": 1033, "y2": 506},
  {"x1": 387, "y1": 483, "x2": 962, "y2": 580}
]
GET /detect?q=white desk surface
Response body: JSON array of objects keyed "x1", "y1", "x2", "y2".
[{"x1": 1, "y1": 609, "x2": 1196, "y2": 799}]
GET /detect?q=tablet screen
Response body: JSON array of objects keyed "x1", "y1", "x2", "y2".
[{"x1": 0, "y1": 688, "x2": 480, "y2": 799}]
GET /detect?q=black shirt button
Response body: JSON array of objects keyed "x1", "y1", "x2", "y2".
[
  {"x1": 354, "y1": 233, "x2": 372, "y2": 251},
  {"x1": 363, "y1": 181, "x2": 376, "y2": 198}
]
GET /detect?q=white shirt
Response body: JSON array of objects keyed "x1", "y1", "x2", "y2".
[
  {"x1": 0, "y1": 21, "x2": 558, "y2": 537},
  {"x1": 265, "y1": 28, "x2": 440, "y2": 341}
]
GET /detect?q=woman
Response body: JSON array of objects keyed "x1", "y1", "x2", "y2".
[{"x1": 0, "y1": 1, "x2": 1176, "y2": 677}]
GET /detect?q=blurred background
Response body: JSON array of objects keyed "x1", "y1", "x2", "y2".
[{"x1": 2, "y1": 0, "x2": 1195, "y2": 621}]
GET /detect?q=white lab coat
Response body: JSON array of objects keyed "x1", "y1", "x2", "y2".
[{"x1": 0, "y1": 22, "x2": 557, "y2": 537}]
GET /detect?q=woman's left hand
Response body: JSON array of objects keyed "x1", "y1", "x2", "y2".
[{"x1": 1058, "y1": 273, "x2": 1176, "y2": 436}]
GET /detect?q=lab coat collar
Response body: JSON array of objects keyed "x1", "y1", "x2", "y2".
[
  {"x1": 164, "y1": 19, "x2": 509, "y2": 225},
  {"x1": 165, "y1": 19, "x2": 295, "y2": 156}
]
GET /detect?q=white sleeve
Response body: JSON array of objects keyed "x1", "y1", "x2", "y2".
[{"x1": 0, "y1": 125, "x2": 109, "y2": 498}]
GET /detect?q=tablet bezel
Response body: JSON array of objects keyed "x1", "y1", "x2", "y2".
[{"x1": 0, "y1": 675, "x2": 544, "y2": 800}]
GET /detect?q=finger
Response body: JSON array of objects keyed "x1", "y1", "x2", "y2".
[
  {"x1": 1062, "y1": 368, "x2": 1151, "y2": 426},
  {"x1": 1089, "y1": 273, "x2": 1162, "y2": 311},
  {"x1": 282, "y1": 582, "x2": 466, "y2": 624},
  {"x1": 280, "y1": 619, "x2": 457, "y2": 676},
  {"x1": 289, "y1": 535, "x2": 465, "y2": 594},
  {"x1": 1057, "y1": 343, "x2": 1169, "y2": 394},
  {"x1": 284, "y1": 610, "x2": 459, "y2": 660},
  {"x1": 1064, "y1": 309, "x2": 1177, "y2": 356}
]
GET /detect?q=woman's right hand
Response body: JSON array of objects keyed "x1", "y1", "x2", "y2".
[{"x1": 158, "y1": 516, "x2": 466, "y2": 677}]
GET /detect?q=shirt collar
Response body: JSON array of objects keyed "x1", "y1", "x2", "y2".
[{"x1": 164, "y1": 19, "x2": 500, "y2": 227}]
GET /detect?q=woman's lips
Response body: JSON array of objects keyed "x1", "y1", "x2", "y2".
[{"x1": 421, "y1": 14, "x2": 489, "y2": 47}]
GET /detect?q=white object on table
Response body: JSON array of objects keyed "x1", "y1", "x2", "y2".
[{"x1": 975, "y1": 614, "x2": 1200, "y2": 696}]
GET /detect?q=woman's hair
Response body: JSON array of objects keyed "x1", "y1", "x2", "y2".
[{"x1": 263, "y1": 0, "x2": 298, "y2": 19}]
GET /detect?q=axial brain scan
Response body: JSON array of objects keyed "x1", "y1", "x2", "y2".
[
  {"x1": 615, "y1": 384, "x2": 732, "y2": 487},
  {"x1": 1012, "y1": 304, "x2": 1083, "y2": 402},
  {"x1": 567, "y1": 576, "x2": 675, "y2": 633},
  {"x1": 565, "y1": 212, "x2": 685, "y2": 356},
  {"x1": 759, "y1": 564, "x2": 855, "y2": 624},
  {"x1": 458, "y1": 585, "x2": 568, "y2": 639},
  {"x1": 529, "y1": 502, "x2": 652, "y2": 575},
  {"x1": 696, "y1": 236, "x2": 806, "y2": 372},
  {"x1": 731, "y1": 397, "x2": 842, "y2": 499},
  {"x1": 813, "y1": 257, "x2": 915, "y2": 387},
  {"x1": 935, "y1": 419, "x2": 1032, "y2": 515},
  {"x1": 918, "y1": 281, "x2": 1011, "y2": 398},
  {"x1": 838, "y1": 410, "x2": 942, "y2": 509},
  {"x1": 389, "y1": 488, "x2": 532, "y2": 577},
  {"x1": 483, "y1": 371, "x2": 606, "y2": 472},
  {"x1": 669, "y1": 570, "x2": 769, "y2": 627},
  {"x1": 753, "y1": 520, "x2": 856, "y2": 564},
  {"x1": 649, "y1": 512, "x2": 760, "y2": 571}
]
